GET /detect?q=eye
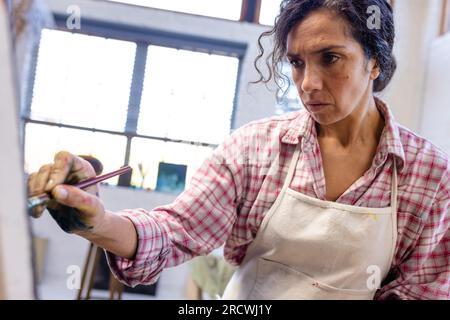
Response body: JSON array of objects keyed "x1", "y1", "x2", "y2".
[
  {"x1": 322, "y1": 53, "x2": 340, "y2": 65},
  {"x1": 289, "y1": 59, "x2": 304, "y2": 69}
]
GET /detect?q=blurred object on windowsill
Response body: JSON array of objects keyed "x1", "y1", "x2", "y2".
[{"x1": 137, "y1": 162, "x2": 148, "y2": 189}]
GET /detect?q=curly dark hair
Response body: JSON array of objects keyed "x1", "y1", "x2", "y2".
[{"x1": 254, "y1": 0, "x2": 396, "y2": 95}]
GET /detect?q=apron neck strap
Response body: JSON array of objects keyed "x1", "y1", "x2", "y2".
[
  {"x1": 390, "y1": 156, "x2": 398, "y2": 212},
  {"x1": 281, "y1": 144, "x2": 302, "y2": 193}
]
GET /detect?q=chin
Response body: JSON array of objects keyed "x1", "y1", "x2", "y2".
[{"x1": 307, "y1": 111, "x2": 341, "y2": 126}]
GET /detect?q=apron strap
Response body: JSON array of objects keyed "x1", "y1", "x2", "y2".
[
  {"x1": 281, "y1": 144, "x2": 302, "y2": 193},
  {"x1": 390, "y1": 157, "x2": 398, "y2": 214}
]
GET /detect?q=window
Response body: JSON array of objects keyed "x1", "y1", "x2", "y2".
[
  {"x1": 24, "y1": 124, "x2": 127, "y2": 185},
  {"x1": 31, "y1": 30, "x2": 136, "y2": 131},
  {"x1": 25, "y1": 20, "x2": 242, "y2": 191},
  {"x1": 25, "y1": 29, "x2": 135, "y2": 184},
  {"x1": 138, "y1": 46, "x2": 239, "y2": 145},
  {"x1": 275, "y1": 62, "x2": 302, "y2": 115},
  {"x1": 259, "y1": 0, "x2": 283, "y2": 26},
  {"x1": 133, "y1": 45, "x2": 239, "y2": 189},
  {"x1": 107, "y1": 0, "x2": 243, "y2": 21}
]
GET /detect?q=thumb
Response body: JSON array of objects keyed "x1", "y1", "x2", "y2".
[{"x1": 52, "y1": 185, "x2": 103, "y2": 216}]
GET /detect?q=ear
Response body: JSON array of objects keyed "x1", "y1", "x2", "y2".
[{"x1": 368, "y1": 58, "x2": 380, "y2": 80}]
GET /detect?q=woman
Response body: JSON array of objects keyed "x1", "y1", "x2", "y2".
[{"x1": 28, "y1": 0, "x2": 449, "y2": 300}]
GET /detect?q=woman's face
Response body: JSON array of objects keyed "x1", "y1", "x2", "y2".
[{"x1": 286, "y1": 9, "x2": 380, "y2": 125}]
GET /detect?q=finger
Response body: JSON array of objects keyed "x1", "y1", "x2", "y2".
[
  {"x1": 45, "y1": 152, "x2": 94, "y2": 192},
  {"x1": 27, "y1": 172, "x2": 38, "y2": 196},
  {"x1": 27, "y1": 173, "x2": 45, "y2": 218},
  {"x1": 30, "y1": 204, "x2": 46, "y2": 219},
  {"x1": 51, "y1": 185, "x2": 103, "y2": 216},
  {"x1": 34, "y1": 164, "x2": 52, "y2": 194}
]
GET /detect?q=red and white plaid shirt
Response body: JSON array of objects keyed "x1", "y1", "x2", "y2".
[{"x1": 106, "y1": 98, "x2": 450, "y2": 300}]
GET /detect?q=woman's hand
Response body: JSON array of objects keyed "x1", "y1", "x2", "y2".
[{"x1": 27, "y1": 151, "x2": 105, "y2": 234}]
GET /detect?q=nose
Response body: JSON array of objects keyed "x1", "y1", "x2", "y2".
[{"x1": 300, "y1": 64, "x2": 323, "y2": 93}]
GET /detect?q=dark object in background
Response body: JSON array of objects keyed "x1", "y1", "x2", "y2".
[
  {"x1": 93, "y1": 253, "x2": 159, "y2": 296},
  {"x1": 156, "y1": 162, "x2": 187, "y2": 194},
  {"x1": 79, "y1": 155, "x2": 104, "y2": 175}
]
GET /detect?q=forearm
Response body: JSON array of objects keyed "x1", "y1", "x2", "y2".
[{"x1": 76, "y1": 210, "x2": 138, "y2": 259}]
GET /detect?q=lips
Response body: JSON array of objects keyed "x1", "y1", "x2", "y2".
[{"x1": 304, "y1": 101, "x2": 330, "y2": 112}]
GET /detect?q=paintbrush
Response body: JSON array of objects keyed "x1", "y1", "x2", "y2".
[{"x1": 27, "y1": 165, "x2": 132, "y2": 210}]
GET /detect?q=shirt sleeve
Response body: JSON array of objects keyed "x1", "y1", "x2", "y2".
[
  {"x1": 105, "y1": 128, "x2": 247, "y2": 287},
  {"x1": 376, "y1": 167, "x2": 450, "y2": 300}
]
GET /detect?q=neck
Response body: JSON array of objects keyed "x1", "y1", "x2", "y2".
[{"x1": 316, "y1": 97, "x2": 384, "y2": 148}]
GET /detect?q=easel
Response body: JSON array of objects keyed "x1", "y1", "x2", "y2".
[{"x1": 77, "y1": 243, "x2": 125, "y2": 300}]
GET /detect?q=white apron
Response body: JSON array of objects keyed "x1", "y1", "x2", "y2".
[{"x1": 221, "y1": 143, "x2": 398, "y2": 300}]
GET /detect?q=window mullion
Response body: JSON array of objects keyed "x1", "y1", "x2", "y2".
[
  {"x1": 125, "y1": 42, "x2": 148, "y2": 135},
  {"x1": 21, "y1": 31, "x2": 42, "y2": 155},
  {"x1": 241, "y1": 0, "x2": 262, "y2": 23},
  {"x1": 23, "y1": 32, "x2": 40, "y2": 120},
  {"x1": 230, "y1": 58, "x2": 243, "y2": 131},
  {"x1": 119, "y1": 42, "x2": 148, "y2": 186}
]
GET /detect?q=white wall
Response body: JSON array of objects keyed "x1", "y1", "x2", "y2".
[
  {"x1": 383, "y1": 0, "x2": 442, "y2": 131},
  {"x1": 420, "y1": 32, "x2": 450, "y2": 154},
  {"x1": 386, "y1": 0, "x2": 450, "y2": 155}
]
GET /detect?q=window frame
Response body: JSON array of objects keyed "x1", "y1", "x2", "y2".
[
  {"x1": 23, "y1": 13, "x2": 246, "y2": 186},
  {"x1": 440, "y1": 0, "x2": 450, "y2": 36}
]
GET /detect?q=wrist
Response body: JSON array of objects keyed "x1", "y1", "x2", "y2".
[
  {"x1": 75, "y1": 209, "x2": 109, "y2": 240},
  {"x1": 75, "y1": 210, "x2": 138, "y2": 259}
]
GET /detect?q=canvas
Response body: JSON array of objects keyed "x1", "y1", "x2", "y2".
[{"x1": 155, "y1": 162, "x2": 187, "y2": 194}]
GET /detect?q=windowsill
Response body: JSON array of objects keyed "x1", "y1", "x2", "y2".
[{"x1": 99, "y1": 183, "x2": 183, "y2": 197}]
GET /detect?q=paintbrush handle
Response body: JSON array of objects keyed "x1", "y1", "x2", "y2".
[
  {"x1": 74, "y1": 165, "x2": 132, "y2": 189},
  {"x1": 27, "y1": 166, "x2": 132, "y2": 210}
]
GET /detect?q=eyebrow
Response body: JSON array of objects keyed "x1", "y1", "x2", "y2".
[{"x1": 286, "y1": 45, "x2": 347, "y2": 58}]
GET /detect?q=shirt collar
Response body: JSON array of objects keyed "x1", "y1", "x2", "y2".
[
  {"x1": 280, "y1": 97, "x2": 405, "y2": 171},
  {"x1": 372, "y1": 97, "x2": 405, "y2": 171},
  {"x1": 281, "y1": 109, "x2": 314, "y2": 145}
]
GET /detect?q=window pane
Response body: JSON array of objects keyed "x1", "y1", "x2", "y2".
[
  {"x1": 129, "y1": 138, "x2": 213, "y2": 191},
  {"x1": 24, "y1": 124, "x2": 127, "y2": 185},
  {"x1": 31, "y1": 29, "x2": 136, "y2": 132},
  {"x1": 275, "y1": 62, "x2": 303, "y2": 115},
  {"x1": 259, "y1": 0, "x2": 282, "y2": 26},
  {"x1": 108, "y1": 0, "x2": 242, "y2": 21},
  {"x1": 137, "y1": 46, "x2": 239, "y2": 145}
]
